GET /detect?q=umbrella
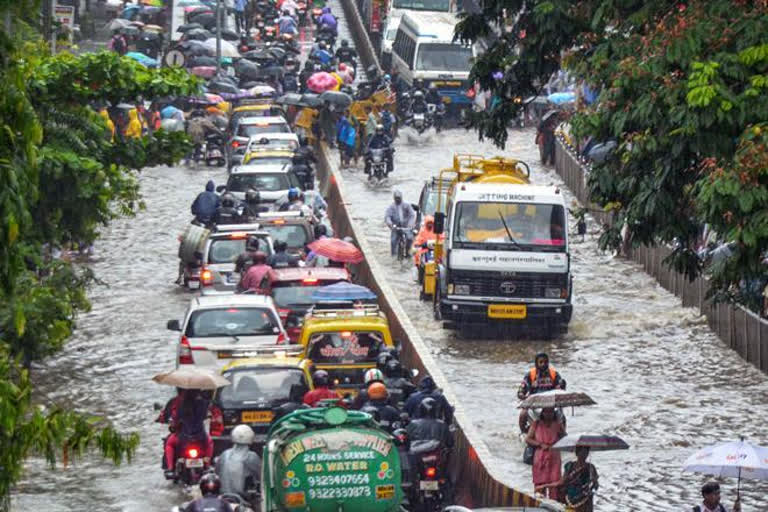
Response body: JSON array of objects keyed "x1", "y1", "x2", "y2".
[
  {"x1": 144, "y1": 24, "x2": 164, "y2": 32},
  {"x1": 115, "y1": 102, "x2": 136, "y2": 110},
  {"x1": 587, "y1": 140, "x2": 617, "y2": 165},
  {"x1": 548, "y1": 91, "x2": 576, "y2": 105},
  {"x1": 319, "y1": 90, "x2": 353, "y2": 108},
  {"x1": 553, "y1": 434, "x2": 629, "y2": 452},
  {"x1": 207, "y1": 80, "x2": 240, "y2": 95},
  {"x1": 177, "y1": 0, "x2": 204, "y2": 5},
  {"x1": 184, "y1": 28, "x2": 213, "y2": 41},
  {"x1": 301, "y1": 94, "x2": 324, "y2": 108},
  {"x1": 129, "y1": 20, "x2": 145, "y2": 27},
  {"x1": 307, "y1": 71, "x2": 339, "y2": 93},
  {"x1": 307, "y1": 238, "x2": 364, "y2": 264},
  {"x1": 152, "y1": 368, "x2": 230, "y2": 390},
  {"x1": 120, "y1": 5, "x2": 141, "y2": 18},
  {"x1": 276, "y1": 93, "x2": 306, "y2": 106},
  {"x1": 107, "y1": 18, "x2": 132, "y2": 31},
  {"x1": 187, "y1": 5, "x2": 213, "y2": 16},
  {"x1": 177, "y1": 22, "x2": 204, "y2": 32},
  {"x1": 221, "y1": 28, "x2": 240, "y2": 41},
  {"x1": 190, "y1": 66, "x2": 216, "y2": 78},
  {"x1": 125, "y1": 51, "x2": 158, "y2": 68},
  {"x1": 541, "y1": 109, "x2": 560, "y2": 122},
  {"x1": 204, "y1": 93, "x2": 225, "y2": 103},
  {"x1": 249, "y1": 85, "x2": 277, "y2": 98},
  {"x1": 189, "y1": 12, "x2": 216, "y2": 29},
  {"x1": 683, "y1": 438, "x2": 768, "y2": 498},
  {"x1": 312, "y1": 282, "x2": 377, "y2": 302},
  {"x1": 187, "y1": 55, "x2": 217, "y2": 67},
  {"x1": 141, "y1": 0, "x2": 163, "y2": 5},
  {"x1": 518, "y1": 389, "x2": 596, "y2": 409},
  {"x1": 202, "y1": 38, "x2": 240, "y2": 58}
]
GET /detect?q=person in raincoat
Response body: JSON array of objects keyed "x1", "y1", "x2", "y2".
[
  {"x1": 318, "y1": 6, "x2": 337, "y2": 34},
  {"x1": 99, "y1": 108, "x2": 115, "y2": 141},
  {"x1": 336, "y1": 112, "x2": 356, "y2": 168},
  {"x1": 412, "y1": 215, "x2": 442, "y2": 265},
  {"x1": 216, "y1": 424, "x2": 261, "y2": 500},
  {"x1": 124, "y1": 108, "x2": 143, "y2": 139}
]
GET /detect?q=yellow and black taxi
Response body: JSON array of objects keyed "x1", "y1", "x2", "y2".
[
  {"x1": 297, "y1": 305, "x2": 395, "y2": 398},
  {"x1": 209, "y1": 350, "x2": 312, "y2": 453}
]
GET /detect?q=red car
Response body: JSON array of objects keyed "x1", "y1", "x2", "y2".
[{"x1": 260, "y1": 267, "x2": 350, "y2": 342}]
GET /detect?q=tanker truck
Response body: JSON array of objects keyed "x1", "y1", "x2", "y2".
[{"x1": 261, "y1": 406, "x2": 405, "y2": 512}]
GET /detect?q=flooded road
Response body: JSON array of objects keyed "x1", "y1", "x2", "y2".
[{"x1": 340, "y1": 127, "x2": 768, "y2": 510}]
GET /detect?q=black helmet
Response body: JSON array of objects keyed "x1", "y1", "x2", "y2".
[
  {"x1": 341, "y1": 39, "x2": 349, "y2": 47},
  {"x1": 385, "y1": 358, "x2": 402, "y2": 378},
  {"x1": 418, "y1": 397, "x2": 438, "y2": 419},
  {"x1": 314, "y1": 224, "x2": 328, "y2": 239},
  {"x1": 312, "y1": 369, "x2": 329, "y2": 387},
  {"x1": 415, "y1": 78, "x2": 424, "y2": 87},
  {"x1": 245, "y1": 189, "x2": 261, "y2": 205},
  {"x1": 221, "y1": 193, "x2": 236, "y2": 208},
  {"x1": 246, "y1": 235, "x2": 262, "y2": 251},
  {"x1": 377, "y1": 350, "x2": 394, "y2": 371},
  {"x1": 199, "y1": 473, "x2": 221, "y2": 496}
]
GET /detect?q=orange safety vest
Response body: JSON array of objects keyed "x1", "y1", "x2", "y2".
[{"x1": 529, "y1": 366, "x2": 558, "y2": 388}]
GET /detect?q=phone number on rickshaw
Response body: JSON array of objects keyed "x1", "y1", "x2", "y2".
[
  {"x1": 308, "y1": 474, "x2": 370, "y2": 486},
  {"x1": 308, "y1": 486, "x2": 372, "y2": 499}
]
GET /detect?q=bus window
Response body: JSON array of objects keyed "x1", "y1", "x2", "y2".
[{"x1": 415, "y1": 43, "x2": 472, "y2": 72}]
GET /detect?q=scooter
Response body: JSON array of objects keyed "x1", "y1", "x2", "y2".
[{"x1": 205, "y1": 133, "x2": 226, "y2": 167}]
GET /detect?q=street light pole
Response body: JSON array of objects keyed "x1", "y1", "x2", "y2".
[{"x1": 215, "y1": 0, "x2": 222, "y2": 76}]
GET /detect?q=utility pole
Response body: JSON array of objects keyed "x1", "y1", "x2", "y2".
[{"x1": 215, "y1": 0, "x2": 222, "y2": 76}]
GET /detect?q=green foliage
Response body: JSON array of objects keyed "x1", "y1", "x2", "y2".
[{"x1": 458, "y1": 0, "x2": 768, "y2": 298}]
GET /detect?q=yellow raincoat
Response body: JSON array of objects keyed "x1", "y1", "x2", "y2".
[
  {"x1": 99, "y1": 109, "x2": 115, "y2": 141},
  {"x1": 124, "y1": 109, "x2": 142, "y2": 139}
]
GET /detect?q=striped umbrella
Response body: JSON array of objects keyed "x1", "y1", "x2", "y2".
[
  {"x1": 553, "y1": 434, "x2": 629, "y2": 452},
  {"x1": 307, "y1": 238, "x2": 364, "y2": 264},
  {"x1": 518, "y1": 389, "x2": 596, "y2": 409},
  {"x1": 312, "y1": 282, "x2": 377, "y2": 302}
]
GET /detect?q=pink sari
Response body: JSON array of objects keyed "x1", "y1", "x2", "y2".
[{"x1": 531, "y1": 420, "x2": 562, "y2": 500}]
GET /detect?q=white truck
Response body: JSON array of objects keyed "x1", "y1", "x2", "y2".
[{"x1": 433, "y1": 180, "x2": 573, "y2": 337}]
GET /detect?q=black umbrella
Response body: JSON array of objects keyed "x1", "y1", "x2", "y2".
[
  {"x1": 185, "y1": 45, "x2": 214, "y2": 57},
  {"x1": 300, "y1": 94, "x2": 324, "y2": 108},
  {"x1": 207, "y1": 81, "x2": 241, "y2": 95},
  {"x1": 140, "y1": 31, "x2": 162, "y2": 41},
  {"x1": 240, "y1": 81, "x2": 268, "y2": 89},
  {"x1": 276, "y1": 93, "x2": 309, "y2": 107},
  {"x1": 269, "y1": 47, "x2": 286, "y2": 61},
  {"x1": 241, "y1": 49, "x2": 273, "y2": 62},
  {"x1": 319, "y1": 90, "x2": 353, "y2": 108},
  {"x1": 221, "y1": 28, "x2": 240, "y2": 41},
  {"x1": 184, "y1": 28, "x2": 213, "y2": 41},
  {"x1": 187, "y1": 6, "x2": 213, "y2": 16},
  {"x1": 190, "y1": 12, "x2": 216, "y2": 29},
  {"x1": 187, "y1": 55, "x2": 218, "y2": 67},
  {"x1": 177, "y1": 22, "x2": 204, "y2": 33}
]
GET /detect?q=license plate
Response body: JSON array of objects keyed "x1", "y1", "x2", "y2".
[
  {"x1": 186, "y1": 458, "x2": 203, "y2": 468},
  {"x1": 242, "y1": 410, "x2": 274, "y2": 423},
  {"x1": 227, "y1": 274, "x2": 239, "y2": 284},
  {"x1": 187, "y1": 280, "x2": 200, "y2": 290},
  {"x1": 488, "y1": 304, "x2": 527, "y2": 319},
  {"x1": 419, "y1": 480, "x2": 439, "y2": 491}
]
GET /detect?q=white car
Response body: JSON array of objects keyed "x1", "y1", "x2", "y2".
[
  {"x1": 199, "y1": 224, "x2": 273, "y2": 295},
  {"x1": 167, "y1": 294, "x2": 288, "y2": 371},
  {"x1": 244, "y1": 133, "x2": 299, "y2": 155},
  {"x1": 225, "y1": 163, "x2": 304, "y2": 203},
  {"x1": 229, "y1": 116, "x2": 291, "y2": 166}
]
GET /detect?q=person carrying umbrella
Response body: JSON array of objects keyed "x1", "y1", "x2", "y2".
[
  {"x1": 692, "y1": 482, "x2": 741, "y2": 512},
  {"x1": 539, "y1": 446, "x2": 598, "y2": 511}
]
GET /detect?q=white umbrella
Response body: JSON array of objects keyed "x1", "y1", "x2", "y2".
[
  {"x1": 152, "y1": 368, "x2": 230, "y2": 390},
  {"x1": 683, "y1": 438, "x2": 768, "y2": 498},
  {"x1": 202, "y1": 38, "x2": 240, "y2": 58},
  {"x1": 107, "y1": 18, "x2": 132, "y2": 31}
]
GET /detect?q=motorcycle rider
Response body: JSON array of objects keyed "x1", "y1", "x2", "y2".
[
  {"x1": 303, "y1": 370, "x2": 340, "y2": 407},
  {"x1": 235, "y1": 235, "x2": 264, "y2": 275},
  {"x1": 164, "y1": 389, "x2": 214, "y2": 479},
  {"x1": 217, "y1": 424, "x2": 261, "y2": 502},
  {"x1": 411, "y1": 78, "x2": 427, "y2": 96},
  {"x1": 404, "y1": 375, "x2": 454, "y2": 424},
  {"x1": 425, "y1": 83, "x2": 443, "y2": 130},
  {"x1": 268, "y1": 240, "x2": 300, "y2": 268},
  {"x1": 214, "y1": 193, "x2": 241, "y2": 225},
  {"x1": 191, "y1": 180, "x2": 221, "y2": 225},
  {"x1": 410, "y1": 90, "x2": 428, "y2": 116},
  {"x1": 384, "y1": 190, "x2": 415, "y2": 257},
  {"x1": 291, "y1": 137, "x2": 317, "y2": 189},
  {"x1": 317, "y1": 6, "x2": 337, "y2": 34},
  {"x1": 365, "y1": 124, "x2": 394, "y2": 177},
  {"x1": 238, "y1": 251, "x2": 271, "y2": 293},
  {"x1": 412, "y1": 215, "x2": 442, "y2": 265},
  {"x1": 278, "y1": 9, "x2": 298, "y2": 35},
  {"x1": 181, "y1": 473, "x2": 230, "y2": 512},
  {"x1": 363, "y1": 382, "x2": 402, "y2": 432},
  {"x1": 517, "y1": 352, "x2": 566, "y2": 433},
  {"x1": 383, "y1": 358, "x2": 416, "y2": 407},
  {"x1": 335, "y1": 39, "x2": 358, "y2": 70},
  {"x1": 351, "y1": 368, "x2": 386, "y2": 409},
  {"x1": 405, "y1": 397, "x2": 453, "y2": 447},
  {"x1": 310, "y1": 41, "x2": 333, "y2": 65}
]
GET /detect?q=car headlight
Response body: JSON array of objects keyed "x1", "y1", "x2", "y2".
[
  {"x1": 447, "y1": 283, "x2": 454, "y2": 294},
  {"x1": 453, "y1": 284, "x2": 470, "y2": 295},
  {"x1": 545, "y1": 287, "x2": 563, "y2": 299}
]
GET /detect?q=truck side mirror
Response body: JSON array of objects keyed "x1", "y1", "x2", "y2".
[
  {"x1": 433, "y1": 212, "x2": 445, "y2": 234},
  {"x1": 166, "y1": 319, "x2": 181, "y2": 331}
]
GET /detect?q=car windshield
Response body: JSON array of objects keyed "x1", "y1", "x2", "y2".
[
  {"x1": 219, "y1": 367, "x2": 307, "y2": 404},
  {"x1": 423, "y1": 188, "x2": 443, "y2": 217},
  {"x1": 243, "y1": 156, "x2": 294, "y2": 167},
  {"x1": 307, "y1": 332, "x2": 384, "y2": 364},
  {"x1": 452, "y1": 201, "x2": 566, "y2": 250},
  {"x1": 272, "y1": 281, "x2": 342, "y2": 307},
  {"x1": 238, "y1": 123, "x2": 290, "y2": 137},
  {"x1": 392, "y1": 0, "x2": 449, "y2": 10},
  {"x1": 186, "y1": 308, "x2": 280, "y2": 338},
  {"x1": 207, "y1": 237, "x2": 271, "y2": 263},
  {"x1": 228, "y1": 172, "x2": 290, "y2": 192},
  {"x1": 261, "y1": 224, "x2": 309, "y2": 249},
  {"x1": 415, "y1": 43, "x2": 472, "y2": 72}
]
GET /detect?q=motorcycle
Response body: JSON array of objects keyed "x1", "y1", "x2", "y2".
[
  {"x1": 162, "y1": 433, "x2": 211, "y2": 486},
  {"x1": 409, "y1": 439, "x2": 453, "y2": 512},
  {"x1": 205, "y1": 133, "x2": 226, "y2": 167},
  {"x1": 365, "y1": 148, "x2": 390, "y2": 181},
  {"x1": 427, "y1": 103, "x2": 445, "y2": 133}
]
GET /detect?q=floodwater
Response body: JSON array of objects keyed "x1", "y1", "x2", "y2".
[
  {"x1": 12, "y1": 6, "x2": 768, "y2": 512},
  {"x1": 339, "y1": 127, "x2": 768, "y2": 510}
]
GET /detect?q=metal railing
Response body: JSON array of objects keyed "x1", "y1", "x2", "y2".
[{"x1": 554, "y1": 138, "x2": 768, "y2": 374}]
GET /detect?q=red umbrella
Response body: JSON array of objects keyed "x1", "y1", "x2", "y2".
[
  {"x1": 307, "y1": 238, "x2": 364, "y2": 264},
  {"x1": 306, "y1": 72, "x2": 339, "y2": 93}
]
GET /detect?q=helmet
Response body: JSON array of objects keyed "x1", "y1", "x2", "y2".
[
  {"x1": 385, "y1": 358, "x2": 402, "y2": 378},
  {"x1": 314, "y1": 224, "x2": 328, "y2": 238},
  {"x1": 313, "y1": 369, "x2": 329, "y2": 387},
  {"x1": 246, "y1": 189, "x2": 261, "y2": 205},
  {"x1": 535, "y1": 352, "x2": 549, "y2": 368},
  {"x1": 375, "y1": 124, "x2": 384, "y2": 133},
  {"x1": 288, "y1": 187, "x2": 300, "y2": 201},
  {"x1": 367, "y1": 382, "x2": 388, "y2": 401},
  {"x1": 231, "y1": 424, "x2": 256, "y2": 445},
  {"x1": 383, "y1": 74, "x2": 391, "y2": 82},
  {"x1": 318, "y1": 42, "x2": 326, "y2": 50},
  {"x1": 221, "y1": 193, "x2": 236, "y2": 208},
  {"x1": 364, "y1": 368, "x2": 384, "y2": 384},
  {"x1": 429, "y1": 82, "x2": 437, "y2": 90},
  {"x1": 415, "y1": 78, "x2": 424, "y2": 87},
  {"x1": 418, "y1": 397, "x2": 438, "y2": 419},
  {"x1": 199, "y1": 473, "x2": 221, "y2": 496},
  {"x1": 341, "y1": 39, "x2": 349, "y2": 47},
  {"x1": 414, "y1": 90, "x2": 424, "y2": 98}
]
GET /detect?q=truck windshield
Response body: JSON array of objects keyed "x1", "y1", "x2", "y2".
[
  {"x1": 415, "y1": 43, "x2": 472, "y2": 72},
  {"x1": 392, "y1": 0, "x2": 450, "y2": 11},
  {"x1": 453, "y1": 202, "x2": 566, "y2": 250},
  {"x1": 307, "y1": 332, "x2": 384, "y2": 364},
  {"x1": 219, "y1": 367, "x2": 306, "y2": 404}
]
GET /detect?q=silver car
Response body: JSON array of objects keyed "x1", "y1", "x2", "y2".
[
  {"x1": 200, "y1": 224, "x2": 273, "y2": 295},
  {"x1": 167, "y1": 294, "x2": 288, "y2": 371}
]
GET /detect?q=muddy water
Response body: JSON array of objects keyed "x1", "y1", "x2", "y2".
[{"x1": 339, "y1": 127, "x2": 768, "y2": 510}]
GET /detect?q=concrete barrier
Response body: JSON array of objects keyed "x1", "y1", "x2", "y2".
[
  {"x1": 314, "y1": 143, "x2": 563, "y2": 510},
  {"x1": 554, "y1": 138, "x2": 768, "y2": 374},
  {"x1": 339, "y1": 0, "x2": 382, "y2": 75}
]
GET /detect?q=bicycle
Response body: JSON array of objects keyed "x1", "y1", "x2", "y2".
[{"x1": 393, "y1": 226, "x2": 410, "y2": 262}]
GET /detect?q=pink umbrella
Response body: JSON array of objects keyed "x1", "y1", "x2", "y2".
[
  {"x1": 204, "y1": 93, "x2": 224, "y2": 103},
  {"x1": 306, "y1": 72, "x2": 339, "y2": 93},
  {"x1": 190, "y1": 66, "x2": 216, "y2": 78}
]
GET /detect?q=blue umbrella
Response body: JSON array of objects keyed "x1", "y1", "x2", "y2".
[
  {"x1": 548, "y1": 91, "x2": 576, "y2": 105},
  {"x1": 120, "y1": 5, "x2": 141, "y2": 19},
  {"x1": 312, "y1": 282, "x2": 377, "y2": 302},
  {"x1": 125, "y1": 52, "x2": 158, "y2": 68}
]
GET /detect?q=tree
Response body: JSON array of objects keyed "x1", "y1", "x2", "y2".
[{"x1": 456, "y1": 0, "x2": 768, "y2": 304}]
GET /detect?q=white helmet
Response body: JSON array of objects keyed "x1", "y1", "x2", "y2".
[
  {"x1": 364, "y1": 368, "x2": 384, "y2": 384},
  {"x1": 231, "y1": 424, "x2": 255, "y2": 445}
]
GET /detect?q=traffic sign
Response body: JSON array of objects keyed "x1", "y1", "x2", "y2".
[{"x1": 164, "y1": 50, "x2": 186, "y2": 68}]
